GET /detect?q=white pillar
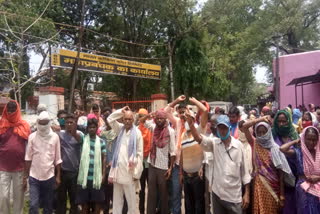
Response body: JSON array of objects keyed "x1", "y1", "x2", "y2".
[{"x1": 151, "y1": 94, "x2": 168, "y2": 112}]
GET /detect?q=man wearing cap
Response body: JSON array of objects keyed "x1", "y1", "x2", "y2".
[
  {"x1": 187, "y1": 114, "x2": 251, "y2": 214},
  {"x1": 137, "y1": 108, "x2": 152, "y2": 214}
]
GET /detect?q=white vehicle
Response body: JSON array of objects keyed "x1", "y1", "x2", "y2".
[{"x1": 208, "y1": 101, "x2": 233, "y2": 113}]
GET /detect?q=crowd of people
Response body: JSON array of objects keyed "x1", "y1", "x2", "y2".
[{"x1": 0, "y1": 96, "x2": 319, "y2": 214}]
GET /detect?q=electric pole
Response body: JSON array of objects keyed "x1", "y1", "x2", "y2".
[
  {"x1": 68, "y1": 0, "x2": 86, "y2": 113},
  {"x1": 168, "y1": 41, "x2": 175, "y2": 102}
]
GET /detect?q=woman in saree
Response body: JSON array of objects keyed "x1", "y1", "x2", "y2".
[
  {"x1": 297, "y1": 111, "x2": 314, "y2": 134},
  {"x1": 242, "y1": 116, "x2": 295, "y2": 214},
  {"x1": 280, "y1": 126, "x2": 320, "y2": 213},
  {"x1": 272, "y1": 110, "x2": 299, "y2": 214}
]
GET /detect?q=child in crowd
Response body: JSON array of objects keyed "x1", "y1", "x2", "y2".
[{"x1": 76, "y1": 118, "x2": 107, "y2": 214}]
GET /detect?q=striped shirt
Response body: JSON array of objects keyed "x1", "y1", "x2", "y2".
[
  {"x1": 87, "y1": 137, "x2": 106, "y2": 181},
  {"x1": 181, "y1": 130, "x2": 204, "y2": 173},
  {"x1": 181, "y1": 126, "x2": 205, "y2": 173}
]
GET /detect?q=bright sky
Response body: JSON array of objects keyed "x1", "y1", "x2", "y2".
[
  {"x1": 29, "y1": 51, "x2": 43, "y2": 75},
  {"x1": 255, "y1": 65, "x2": 268, "y2": 83}
]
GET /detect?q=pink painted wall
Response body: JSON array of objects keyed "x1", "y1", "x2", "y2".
[{"x1": 275, "y1": 50, "x2": 320, "y2": 109}]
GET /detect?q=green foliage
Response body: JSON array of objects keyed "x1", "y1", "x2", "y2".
[
  {"x1": 174, "y1": 35, "x2": 209, "y2": 98},
  {"x1": 255, "y1": 0, "x2": 320, "y2": 53},
  {"x1": 1, "y1": 0, "x2": 319, "y2": 107},
  {"x1": 0, "y1": 0, "x2": 58, "y2": 107},
  {"x1": 201, "y1": 0, "x2": 262, "y2": 103}
]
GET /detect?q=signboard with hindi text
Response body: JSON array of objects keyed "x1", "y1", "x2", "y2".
[{"x1": 51, "y1": 49, "x2": 161, "y2": 80}]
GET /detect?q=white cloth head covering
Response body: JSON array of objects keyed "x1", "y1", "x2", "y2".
[
  {"x1": 36, "y1": 111, "x2": 53, "y2": 140},
  {"x1": 37, "y1": 104, "x2": 47, "y2": 114},
  {"x1": 255, "y1": 122, "x2": 295, "y2": 186},
  {"x1": 37, "y1": 111, "x2": 50, "y2": 121}
]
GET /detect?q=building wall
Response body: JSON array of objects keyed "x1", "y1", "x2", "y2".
[
  {"x1": 39, "y1": 94, "x2": 64, "y2": 119},
  {"x1": 277, "y1": 50, "x2": 320, "y2": 109}
]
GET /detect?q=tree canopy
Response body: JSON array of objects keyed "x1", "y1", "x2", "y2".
[{"x1": 0, "y1": 0, "x2": 319, "y2": 107}]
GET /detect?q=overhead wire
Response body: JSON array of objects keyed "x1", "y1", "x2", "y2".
[
  {"x1": 0, "y1": 10, "x2": 167, "y2": 47},
  {"x1": 0, "y1": 27, "x2": 168, "y2": 61}
]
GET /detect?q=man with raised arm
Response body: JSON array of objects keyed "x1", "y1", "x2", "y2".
[
  {"x1": 164, "y1": 95, "x2": 187, "y2": 214},
  {"x1": 107, "y1": 106, "x2": 143, "y2": 214},
  {"x1": 178, "y1": 97, "x2": 208, "y2": 214},
  {"x1": 186, "y1": 114, "x2": 251, "y2": 214}
]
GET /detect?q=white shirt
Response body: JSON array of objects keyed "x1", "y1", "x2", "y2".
[
  {"x1": 204, "y1": 134, "x2": 214, "y2": 186},
  {"x1": 238, "y1": 130, "x2": 253, "y2": 175},
  {"x1": 107, "y1": 109, "x2": 143, "y2": 184},
  {"x1": 25, "y1": 132, "x2": 62, "y2": 181},
  {"x1": 164, "y1": 105, "x2": 183, "y2": 165},
  {"x1": 144, "y1": 120, "x2": 176, "y2": 170},
  {"x1": 201, "y1": 135, "x2": 251, "y2": 203}
]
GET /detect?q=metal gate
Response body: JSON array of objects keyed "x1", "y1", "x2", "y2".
[{"x1": 112, "y1": 97, "x2": 152, "y2": 112}]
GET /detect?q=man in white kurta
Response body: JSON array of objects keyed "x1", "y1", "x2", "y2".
[{"x1": 107, "y1": 107, "x2": 143, "y2": 214}]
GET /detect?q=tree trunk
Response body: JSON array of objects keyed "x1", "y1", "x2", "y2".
[
  {"x1": 287, "y1": 30, "x2": 299, "y2": 53},
  {"x1": 17, "y1": 38, "x2": 24, "y2": 106},
  {"x1": 168, "y1": 41, "x2": 175, "y2": 101}
]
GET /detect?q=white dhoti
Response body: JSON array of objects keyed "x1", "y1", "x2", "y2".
[{"x1": 113, "y1": 180, "x2": 137, "y2": 214}]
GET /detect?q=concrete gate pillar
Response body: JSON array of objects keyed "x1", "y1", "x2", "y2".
[
  {"x1": 38, "y1": 86, "x2": 65, "y2": 118},
  {"x1": 151, "y1": 94, "x2": 168, "y2": 112}
]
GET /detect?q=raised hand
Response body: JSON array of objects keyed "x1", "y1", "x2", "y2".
[
  {"x1": 149, "y1": 112, "x2": 156, "y2": 119},
  {"x1": 122, "y1": 106, "x2": 130, "y2": 113},
  {"x1": 295, "y1": 138, "x2": 301, "y2": 146},
  {"x1": 189, "y1": 97, "x2": 198, "y2": 104},
  {"x1": 177, "y1": 95, "x2": 186, "y2": 102},
  {"x1": 263, "y1": 115, "x2": 272, "y2": 124},
  {"x1": 139, "y1": 112, "x2": 153, "y2": 123}
]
